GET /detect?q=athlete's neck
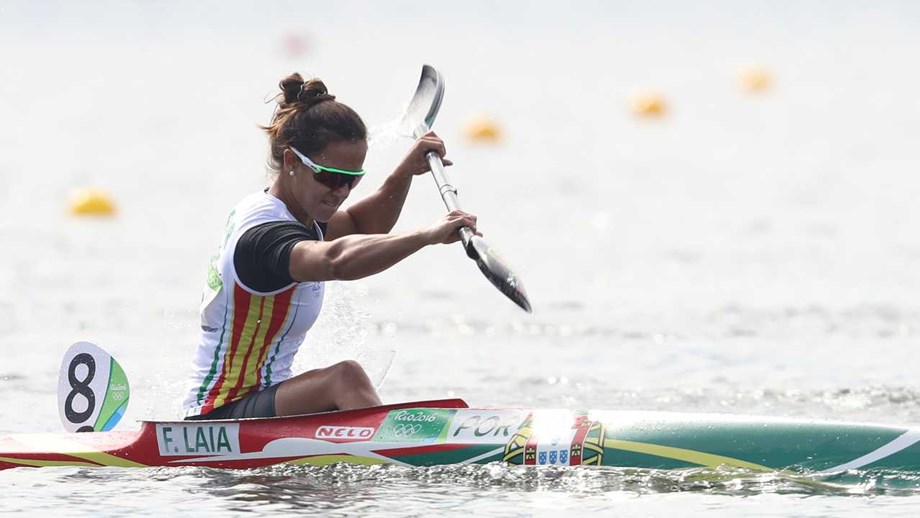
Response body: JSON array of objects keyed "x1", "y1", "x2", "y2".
[{"x1": 268, "y1": 179, "x2": 315, "y2": 229}]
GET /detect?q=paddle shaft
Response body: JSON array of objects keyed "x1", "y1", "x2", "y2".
[
  {"x1": 425, "y1": 151, "x2": 475, "y2": 245},
  {"x1": 405, "y1": 66, "x2": 531, "y2": 312}
]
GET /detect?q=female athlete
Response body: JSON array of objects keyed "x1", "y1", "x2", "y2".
[{"x1": 182, "y1": 73, "x2": 477, "y2": 420}]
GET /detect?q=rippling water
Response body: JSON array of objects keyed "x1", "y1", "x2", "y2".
[
  {"x1": 3, "y1": 0, "x2": 920, "y2": 515},
  {"x1": 5, "y1": 463, "x2": 920, "y2": 516}
]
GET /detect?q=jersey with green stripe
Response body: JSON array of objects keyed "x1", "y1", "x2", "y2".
[{"x1": 182, "y1": 191, "x2": 325, "y2": 417}]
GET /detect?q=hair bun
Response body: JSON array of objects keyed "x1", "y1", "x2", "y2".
[
  {"x1": 298, "y1": 79, "x2": 336, "y2": 107},
  {"x1": 279, "y1": 73, "x2": 306, "y2": 104},
  {"x1": 277, "y1": 73, "x2": 335, "y2": 108}
]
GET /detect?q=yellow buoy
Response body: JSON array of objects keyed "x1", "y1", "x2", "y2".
[
  {"x1": 463, "y1": 115, "x2": 502, "y2": 142},
  {"x1": 628, "y1": 90, "x2": 667, "y2": 118},
  {"x1": 738, "y1": 66, "x2": 772, "y2": 93},
  {"x1": 69, "y1": 187, "x2": 117, "y2": 216}
]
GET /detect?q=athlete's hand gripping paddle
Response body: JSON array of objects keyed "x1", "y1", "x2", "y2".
[
  {"x1": 398, "y1": 65, "x2": 532, "y2": 313},
  {"x1": 58, "y1": 342, "x2": 130, "y2": 432}
]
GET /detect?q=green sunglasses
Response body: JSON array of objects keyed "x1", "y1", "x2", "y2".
[{"x1": 290, "y1": 146, "x2": 365, "y2": 189}]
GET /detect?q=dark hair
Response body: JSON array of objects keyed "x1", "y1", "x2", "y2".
[{"x1": 262, "y1": 72, "x2": 367, "y2": 172}]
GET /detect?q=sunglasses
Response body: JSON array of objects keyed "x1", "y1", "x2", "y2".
[{"x1": 290, "y1": 146, "x2": 365, "y2": 190}]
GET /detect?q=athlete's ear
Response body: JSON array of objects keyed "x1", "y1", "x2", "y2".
[{"x1": 282, "y1": 148, "x2": 296, "y2": 172}]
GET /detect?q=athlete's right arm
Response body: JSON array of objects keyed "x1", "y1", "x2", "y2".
[{"x1": 288, "y1": 210, "x2": 478, "y2": 282}]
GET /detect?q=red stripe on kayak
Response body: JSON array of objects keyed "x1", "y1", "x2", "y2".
[{"x1": 371, "y1": 443, "x2": 470, "y2": 457}]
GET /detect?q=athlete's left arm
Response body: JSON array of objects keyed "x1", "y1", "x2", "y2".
[{"x1": 325, "y1": 131, "x2": 452, "y2": 240}]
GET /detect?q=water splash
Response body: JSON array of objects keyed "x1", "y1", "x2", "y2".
[
  {"x1": 367, "y1": 119, "x2": 405, "y2": 150},
  {"x1": 295, "y1": 283, "x2": 396, "y2": 388}
]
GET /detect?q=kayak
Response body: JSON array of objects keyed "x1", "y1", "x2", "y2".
[{"x1": 3, "y1": 398, "x2": 920, "y2": 474}]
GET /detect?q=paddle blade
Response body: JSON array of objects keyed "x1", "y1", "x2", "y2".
[
  {"x1": 465, "y1": 235, "x2": 532, "y2": 313},
  {"x1": 398, "y1": 64, "x2": 445, "y2": 138},
  {"x1": 58, "y1": 342, "x2": 130, "y2": 433}
]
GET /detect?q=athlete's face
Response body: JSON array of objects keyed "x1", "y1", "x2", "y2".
[{"x1": 288, "y1": 140, "x2": 368, "y2": 222}]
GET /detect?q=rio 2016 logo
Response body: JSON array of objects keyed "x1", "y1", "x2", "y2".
[
  {"x1": 392, "y1": 410, "x2": 438, "y2": 423},
  {"x1": 373, "y1": 409, "x2": 455, "y2": 442}
]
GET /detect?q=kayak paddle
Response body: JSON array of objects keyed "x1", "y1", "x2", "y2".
[{"x1": 398, "y1": 65, "x2": 532, "y2": 313}]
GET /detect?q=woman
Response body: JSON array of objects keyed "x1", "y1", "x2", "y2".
[{"x1": 182, "y1": 73, "x2": 478, "y2": 420}]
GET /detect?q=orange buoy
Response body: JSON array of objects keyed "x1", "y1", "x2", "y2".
[
  {"x1": 738, "y1": 66, "x2": 772, "y2": 93},
  {"x1": 628, "y1": 90, "x2": 668, "y2": 117},
  {"x1": 463, "y1": 115, "x2": 502, "y2": 142}
]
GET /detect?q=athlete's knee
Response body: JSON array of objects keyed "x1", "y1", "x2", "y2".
[{"x1": 332, "y1": 360, "x2": 372, "y2": 387}]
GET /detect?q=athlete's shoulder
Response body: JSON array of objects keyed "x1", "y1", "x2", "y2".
[{"x1": 232, "y1": 190, "x2": 297, "y2": 226}]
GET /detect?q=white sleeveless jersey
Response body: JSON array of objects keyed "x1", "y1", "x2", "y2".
[{"x1": 182, "y1": 191, "x2": 325, "y2": 417}]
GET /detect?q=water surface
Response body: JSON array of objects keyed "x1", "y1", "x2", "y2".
[{"x1": 2, "y1": 1, "x2": 920, "y2": 515}]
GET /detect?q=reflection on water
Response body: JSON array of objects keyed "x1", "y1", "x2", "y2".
[{"x1": 10, "y1": 462, "x2": 915, "y2": 517}]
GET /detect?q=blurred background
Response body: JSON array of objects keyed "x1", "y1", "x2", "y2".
[{"x1": 2, "y1": 0, "x2": 920, "y2": 510}]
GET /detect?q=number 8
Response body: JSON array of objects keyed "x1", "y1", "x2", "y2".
[{"x1": 64, "y1": 353, "x2": 96, "y2": 429}]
